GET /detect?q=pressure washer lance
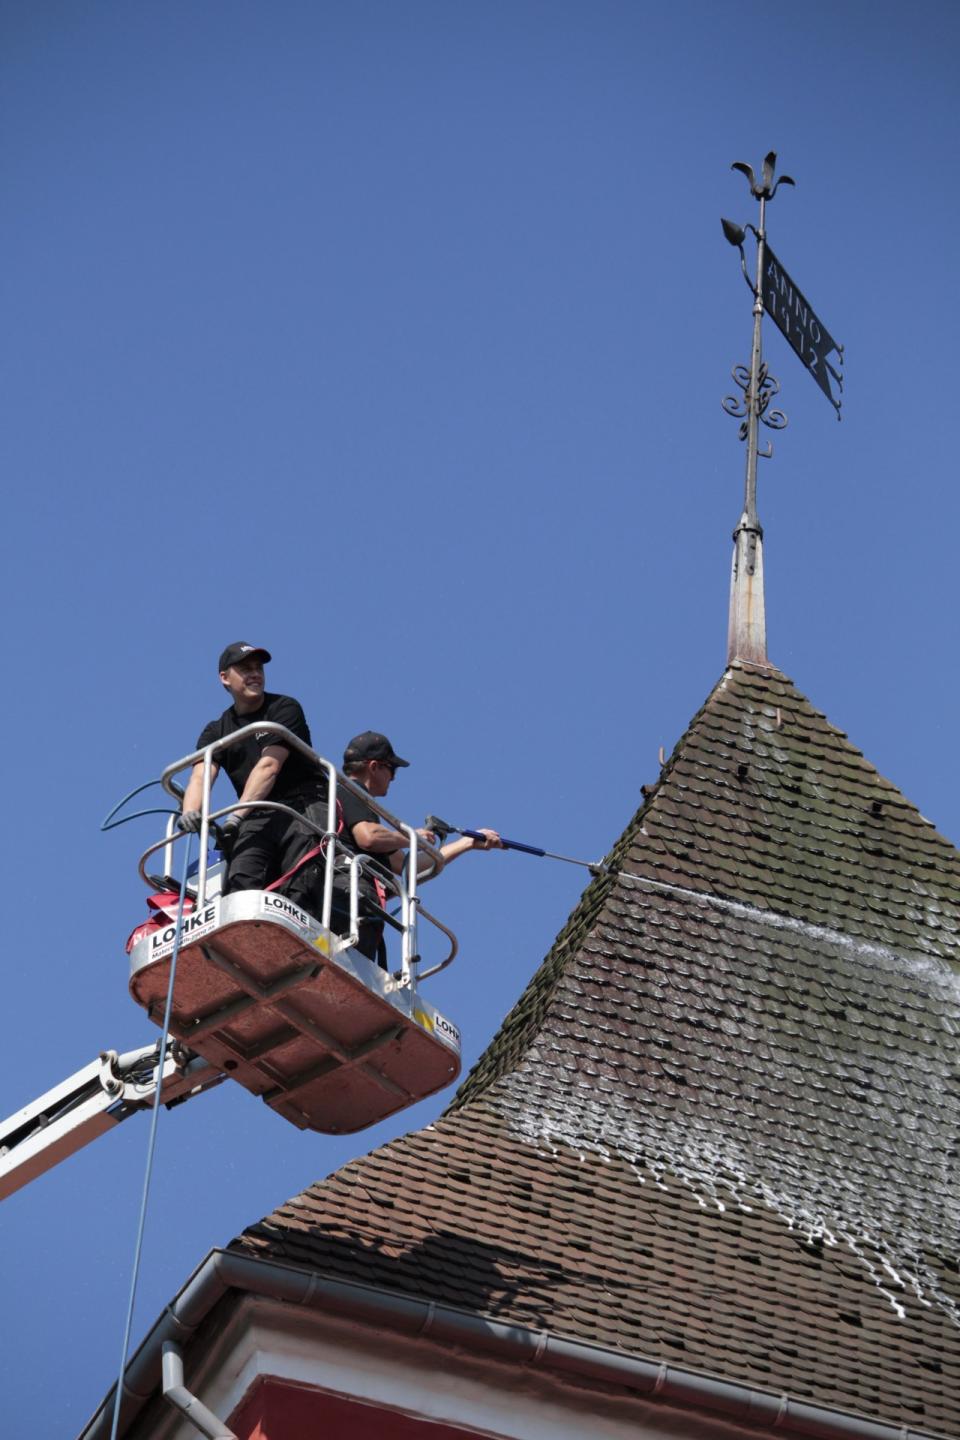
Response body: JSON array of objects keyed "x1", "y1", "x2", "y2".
[{"x1": 424, "y1": 815, "x2": 616, "y2": 878}]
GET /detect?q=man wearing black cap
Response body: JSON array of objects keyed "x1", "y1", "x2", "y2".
[
  {"x1": 178, "y1": 643, "x2": 324, "y2": 899},
  {"x1": 333, "y1": 731, "x2": 501, "y2": 966}
]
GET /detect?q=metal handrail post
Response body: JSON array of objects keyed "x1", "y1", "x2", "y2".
[
  {"x1": 162, "y1": 814, "x2": 178, "y2": 881},
  {"x1": 321, "y1": 760, "x2": 337, "y2": 932},
  {"x1": 404, "y1": 884, "x2": 419, "y2": 996},
  {"x1": 197, "y1": 749, "x2": 214, "y2": 902},
  {"x1": 395, "y1": 868, "x2": 411, "y2": 978},
  {"x1": 402, "y1": 828, "x2": 419, "y2": 983},
  {"x1": 333, "y1": 854, "x2": 361, "y2": 955}
]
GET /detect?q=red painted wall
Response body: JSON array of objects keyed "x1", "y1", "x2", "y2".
[{"x1": 230, "y1": 1377, "x2": 491, "y2": 1439}]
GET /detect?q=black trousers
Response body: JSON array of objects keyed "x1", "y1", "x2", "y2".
[{"x1": 223, "y1": 806, "x2": 316, "y2": 899}]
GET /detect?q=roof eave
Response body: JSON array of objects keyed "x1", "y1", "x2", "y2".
[{"x1": 78, "y1": 1248, "x2": 950, "y2": 1440}]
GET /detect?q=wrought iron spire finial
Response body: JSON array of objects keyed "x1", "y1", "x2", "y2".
[
  {"x1": 721, "y1": 151, "x2": 794, "y2": 667},
  {"x1": 719, "y1": 152, "x2": 844, "y2": 666},
  {"x1": 731, "y1": 150, "x2": 795, "y2": 201}
]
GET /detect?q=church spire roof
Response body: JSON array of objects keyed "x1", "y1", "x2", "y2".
[{"x1": 233, "y1": 661, "x2": 960, "y2": 1437}]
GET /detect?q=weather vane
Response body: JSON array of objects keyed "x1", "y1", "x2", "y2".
[{"x1": 720, "y1": 151, "x2": 844, "y2": 665}]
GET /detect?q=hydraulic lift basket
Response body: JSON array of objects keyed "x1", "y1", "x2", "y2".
[{"x1": 128, "y1": 889, "x2": 462, "y2": 1133}]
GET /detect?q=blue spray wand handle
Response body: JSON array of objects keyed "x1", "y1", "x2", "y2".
[
  {"x1": 425, "y1": 814, "x2": 607, "y2": 872},
  {"x1": 461, "y1": 828, "x2": 545, "y2": 857}
]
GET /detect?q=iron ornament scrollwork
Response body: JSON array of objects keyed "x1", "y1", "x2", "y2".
[{"x1": 722, "y1": 362, "x2": 788, "y2": 456}]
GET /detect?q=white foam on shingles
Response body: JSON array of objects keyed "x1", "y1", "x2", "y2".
[
  {"x1": 615, "y1": 871, "x2": 960, "y2": 997},
  {"x1": 538, "y1": 678, "x2": 959, "y2": 1323},
  {"x1": 505, "y1": 1077, "x2": 940, "y2": 1326},
  {"x1": 499, "y1": 869, "x2": 960, "y2": 1328}
]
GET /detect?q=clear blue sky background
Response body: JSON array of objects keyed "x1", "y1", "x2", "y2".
[{"x1": 1, "y1": 3, "x2": 958, "y2": 1434}]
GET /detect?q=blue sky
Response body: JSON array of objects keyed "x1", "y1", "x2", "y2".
[{"x1": 1, "y1": 3, "x2": 958, "y2": 1433}]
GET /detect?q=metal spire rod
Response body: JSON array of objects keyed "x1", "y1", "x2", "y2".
[{"x1": 742, "y1": 185, "x2": 767, "y2": 536}]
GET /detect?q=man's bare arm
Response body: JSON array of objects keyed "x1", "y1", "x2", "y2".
[
  {"x1": 181, "y1": 759, "x2": 222, "y2": 816},
  {"x1": 228, "y1": 744, "x2": 288, "y2": 815},
  {"x1": 351, "y1": 822, "x2": 436, "y2": 854}
]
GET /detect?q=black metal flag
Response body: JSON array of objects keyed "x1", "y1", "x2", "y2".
[{"x1": 762, "y1": 245, "x2": 843, "y2": 414}]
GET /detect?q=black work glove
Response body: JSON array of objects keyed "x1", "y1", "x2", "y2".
[
  {"x1": 177, "y1": 810, "x2": 203, "y2": 834},
  {"x1": 216, "y1": 817, "x2": 241, "y2": 856}
]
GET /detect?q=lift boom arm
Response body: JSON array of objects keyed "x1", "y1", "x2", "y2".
[{"x1": 0, "y1": 1044, "x2": 223, "y2": 1201}]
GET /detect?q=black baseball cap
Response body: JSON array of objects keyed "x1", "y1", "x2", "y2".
[
  {"x1": 218, "y1": 642, "x2": 272, "y2": 672},
  {"x1": 343, "y1": 732, "x2": 410, "y2": 769}
]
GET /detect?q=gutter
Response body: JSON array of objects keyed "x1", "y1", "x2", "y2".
[{"x1": 79, "y1": 1248, "x2": 949, "y2": 1440}]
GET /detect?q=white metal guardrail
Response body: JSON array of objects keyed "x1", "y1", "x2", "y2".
[{"x1": 135, "y1": 724, "x2": 458, "y2": 983}]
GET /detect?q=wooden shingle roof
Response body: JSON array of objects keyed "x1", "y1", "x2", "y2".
[{"x1": 234, "y1": 661, "x2": 960, "y2": 1436}]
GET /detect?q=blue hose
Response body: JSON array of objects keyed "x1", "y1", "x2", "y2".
[{"x1": 102, "y1": 779, "x2": 178, "y2": 832}]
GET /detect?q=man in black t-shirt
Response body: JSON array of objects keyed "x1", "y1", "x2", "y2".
[
  {"x1": 178, "y1": 642, "x2": 325, "y2": 900},
  {"x1": 332, "y1": 731, "x2": 502, "y2": 967}
]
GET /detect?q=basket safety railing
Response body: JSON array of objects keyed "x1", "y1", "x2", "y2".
[{"x1": 132, "y1": 723, "x2": 458, "y2": 985}]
